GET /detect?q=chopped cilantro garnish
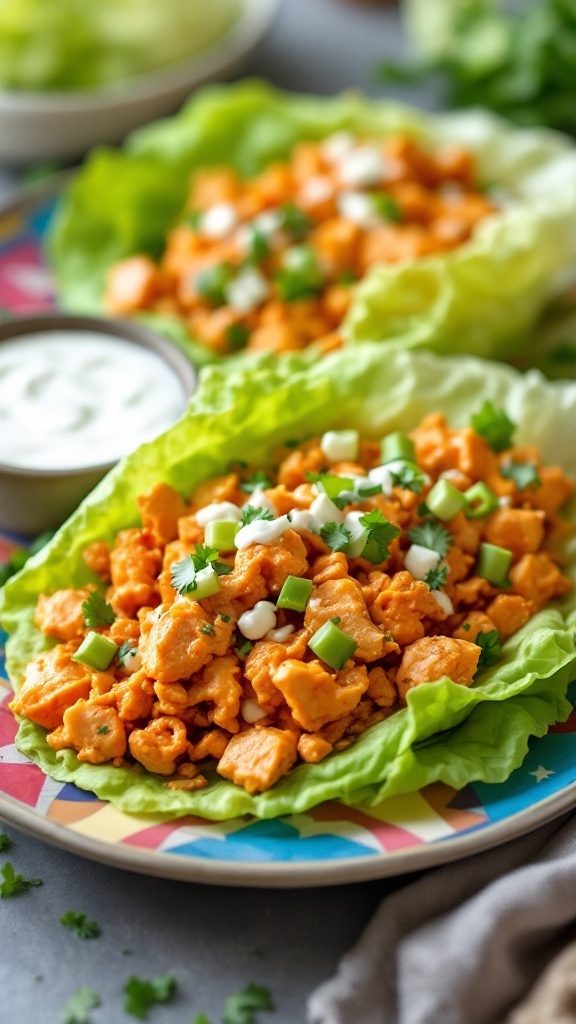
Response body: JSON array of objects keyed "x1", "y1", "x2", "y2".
[
  {"x1": 117, "y1": 640, "x2": 137, "y2": 666},
  {"x1": 221, "y1": 614, "x2": 231, "y2": 623},
  {"x1": 0, "y1": 862, "x2": 42, "y2": 898},
  {"x1": 241, "y1": 506, "x2": 275, "y2": 527},
  {"x1": 389, "y1": 462, "x2": 428, "y2": 494},
  {"x1": 236, "y1": 639, "x2": 254, "y2": 660},
  {"x1": 500, "y1": 460, "x2": 541, "y2": 490},
  {"x1": 331, "y1": 616, "x2": 341, "y2": 625},
  {"x1": 358, "y1": 510, "x2": 401, "y2": 564},
  {"x1": 223, "y1": 983, "x2": 274, "y2": 1024},
  {"x1": 471, "y1": 401, "x2": 515, "y2": 453},
  {"x1": 423, "y1": 565, "x2": 449, "y2": 591},
  {"x1": 279, "y1": 202, "x2": 312, "y2": 240},
  {"x1": 226, "y1": 323, "x2": 251, "y2": 351},
  {"x1": 247, "y1": 228, "x2": 271, "y2": 264},
  {"x1": 195, "y1": 262, "x2": 234, "y2": 306},
  {"x1": 240, "y1": 470, "x2": 274, "y2": 494},
  {"x1": 123, "y1": 974, "x2": 177, "y2": 1020},
  {"x1": 61, "y1": 986, "x2": 100, "y2": 1024},
  {"x1": 475, "y1": 629, "x2": 502, "y2": 667},
  {"x1": 320, "y1": 522, "x2": 352, "y2": 552},
  {"x1": 462, "y1": 622, "x2": 471, "y2": 632},
  {"x1": 372, "y1": 192, "x2": 402, "y2": 222},
  {"x1": 60, "y1": 911, "x2": 101, "y2": 939},
  {"x1": 81, "y1": 590, "x2": 116, "y2": 628},
  {"x1": 97, "y1": 725, "x2": 109, "y2": 735},
  {"x1": 408, "y1": 520, "x2": 453, "y2": 558},
  {"x1": 274, "y1": 245, "x2": 324, "y2": 302},
  {"x1": 0, "y1": 833, "x2": 11, "y2": 852},
  {"x1": 202, "y1": 624, "x2": 215, "y2": 635},
  {"x1": 170, "y1": 544, "x2": 233, "y2": 595}
]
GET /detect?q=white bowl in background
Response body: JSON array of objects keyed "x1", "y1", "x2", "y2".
[{"x1": 0, "y1": 0, "x2": 278, "y2": 166}]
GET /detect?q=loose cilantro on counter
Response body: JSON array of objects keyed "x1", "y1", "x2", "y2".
[
  {"x1": 61, "y1": 986, "x2": 100, "y2": 1024},
  {"x1": 0, "y1": 833, "x2": 12, "y2": 852},
  {"x1": 59, "y1": 911, "x2": 101, "y2": 939},
  {"x1": 81, "y1": 591, "x2": 116, "y2": 628},
  {"x1": 223, "y1": 983, "x2": 274, "y2": 1024},
  {"x1": 123, "y1": 974, "x2": 177, "y2": 1020},
  {"x1": 0, "y1": 862, "x2": 42, "y2": 898}
]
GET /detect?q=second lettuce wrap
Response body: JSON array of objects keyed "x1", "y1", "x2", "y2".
[
  {"x1": 1, "y1": 344, "x2": 576, "y2": 820},
  {"x1": 49, "y1": 80, "x2": 576, "y2": 366}
]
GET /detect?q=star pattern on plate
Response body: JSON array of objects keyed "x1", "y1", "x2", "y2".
[{"x1": 529, "y1": 765, "x2": 555, "y2": 783}]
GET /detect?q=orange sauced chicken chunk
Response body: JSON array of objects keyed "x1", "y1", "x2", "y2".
[
  {"x1": 104, "y1": 133, "x2": 496, "y2": 358},
  {"x1": 11, "y1": 406, "x2": 573, "y2": 795}
]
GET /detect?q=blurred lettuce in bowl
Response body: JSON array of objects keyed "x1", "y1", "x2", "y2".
[
  {"x1": 48, "y1": 80, "x2": 576, "y2": 367},
  {"x1": 0, "y1": 0, "x2": 241, "y2": 92},
  {"x1": 2, "y1": 343, "x2": 576, "y2": 820}
]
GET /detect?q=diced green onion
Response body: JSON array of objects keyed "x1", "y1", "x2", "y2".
[
  {"x1": 381, "y1": 432, "x2": 415, "y2": 464},
  {"x1": 308, "y1": 620, "x2": 358, "y2": 670},
  {"x1": 315, "y1": 474, "x2": 355, "y2": 501},
  {"x1": 277, "y1": 575, "x2": 314, "y2": 612},
  {"x1": 72, "y1": 632, "x2": 118, "y2": 672},
  {"x1": 426, "y1": 479, "x2": 466, "y2": 521},
  {"x1": 204, "y1": 520, "x2": 239, "y2": 552},
  {"x1": 371, "y1": 192, "x2": 402, "y2": 223},
  {"x1": 184, "y1": 565, "x2": 221, "y2": 602},
  {"x1": 195, "y1": 262, "x2": 234, "y2": 306},
  {"x1": 477, "y1": 542, "x2": 513, "y2": 586},
  {"x1": 464, "y1": 482, "x2": 500, "y2": 520}
]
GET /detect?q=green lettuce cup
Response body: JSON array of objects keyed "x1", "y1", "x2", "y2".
[
  {"x1": 48, "y1": 78, "x2": 576, "y2": 368},
  {"x1": 2, "y1": 343, "x2": 576, "y2": 820}
]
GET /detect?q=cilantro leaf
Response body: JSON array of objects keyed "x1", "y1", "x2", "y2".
[
  {"x1": 279, "y1": 202, "x2": 312, "y2": 240},
  {"x1": 81, "y1": 590, "x2": 116, "y2": 628},
  {"x1": 423, "y1": 565, "x2": 449, "y2": 591},
  {"x1": 500, "y1": 460, "x2": 541, "y2": 490},
  {"x1": 240, "y1": 470, "x2": 274, "y2": 495},
  {"x1": 475, "y1": 629, "x2": 502, "y2": 668},
  {"x1": 59, "y1": 911, "x2": 101, "y2": 939},
  {"x1": 0, "y1": 833, "x2": 11, "y2": 852},
  {"x1": 320, "y1": 522, "x2": 352, "y2": 552},
  {"x1": 372, "y1": 192, "x2": 402, "y2": 223},
  {"x1": 226, "y1": 323, "x2": 251, "y2": 351},
  {"x1": 202, "y1": 624, "x2": 215, "y2": 635},
  {"x1": 358, "y1": 510, "x2": 401, "y2": 564},
  {"x1": 123, "y1": 974, "x2": 177, "y2": 1020},
  {"x1": 236, "y1": 639, "x2": 254, "y2": 660},
  {"x1": 223, "y1": 983, "x2": 274, "y2": 1024},
  {"x1": 389, "y1": 462, "x2": 428, "y2": 494},
  {"x1": 471, "y1": 401, "x2": 515, "y2": 453},
  {"x1": 408, "y1": 520, "x2": 453, "y2": 558},
  {"x1": 170, "y1": 544, "x2": 232, "y2": 595},
  {"x1": 61, "y1": 986, "x2": 100, "y2": 1024},
  {"x1": 0, "y1": 862, "x2": 42, "y2": 898},
  {"x1": 195, "y1": 262, "x2": 234, "y2": 306},
  {"x1": 241, "y1": 506, "x2": 275, "y2": 527},
  {"x1": 246, "y1": 227, "x2": 271, "y2": 264},
  {"x1": 117, "y1": 640, "x2": 137, "y2": 665}
]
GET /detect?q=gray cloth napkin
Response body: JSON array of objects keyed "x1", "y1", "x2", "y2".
[{"x1": 307, "y1": 813, "x2": 576, "y2": 1024}]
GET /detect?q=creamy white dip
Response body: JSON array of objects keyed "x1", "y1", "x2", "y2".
[{"x1": 0, "y1": 331, "x2": 187, "y2": 470}]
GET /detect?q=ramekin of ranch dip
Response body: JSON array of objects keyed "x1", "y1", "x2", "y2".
[{"x1": 0, "y1": 315, "x2": 196, "y2": 533}]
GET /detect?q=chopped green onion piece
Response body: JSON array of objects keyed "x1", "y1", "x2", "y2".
[
  {"x1": 72, "y1": 632, "x2": 118, "y2": 672},
  {"x1": 308, "y1": 473, "x2": 355, "y2": 501},
  {"x1": 274, "y1": 245, "x2": 324, "y2": 302},
  {"x1": 195, "y1": 262, "x2": 234, "y2": 306},
  {"x1": 464, "y1": 482, "x2": 500, "y2": 520},
  {"x1": 279, "y1": 202, "x2": 312, "y2": 240},
  {"x1": 184, "y1": 565, "x2": 221, "y2": 602},
  {"x1": 477, "y1": 543, "x2": 513, "y2": 586},
  {"x1": 226, "y1": 323, "x2": 251, "y2": 351},
  {"x1": 247, "y1": 227, "x2": 271, "y2": 264},
  {"x1": 204, "y1": 520, "x2": 239, "y2": 552},
  {"x1": 236, "y1": 639, "x2": 254, "y2": 660},
  {"x1": 308, "y1": 620, "x2": 358, "y2": 671},
  {"x1": 426, "y1": 479, "x2": 466, "y2": 521},
  {"x1": 372, "y1": 192, "x2": 402, "y2": 223},
  {"x1": 381, "y1": 432, "x2": 415, "y2": 464},
  {"x1": 277, "y1": 575, "x2": 313, "y2": 612}
]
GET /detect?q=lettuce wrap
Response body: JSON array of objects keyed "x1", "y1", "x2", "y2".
[
  {"x1": 48, "y1": 79, "x2": 576, "y2": 367},
  {"x1": 2, "y1": 343, "x2": 576, "y2": 820}
]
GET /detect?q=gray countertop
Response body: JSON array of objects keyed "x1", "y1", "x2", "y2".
[{"x1": 0, "y1": 4, "x2": 423, "y2": 1022}]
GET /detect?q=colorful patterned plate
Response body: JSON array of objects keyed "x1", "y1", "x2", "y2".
[{"x1": 2, "y1": 188, "x2": 576, "y2": 886}]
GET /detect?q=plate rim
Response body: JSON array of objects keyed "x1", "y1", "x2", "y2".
[{"x1": 2, "y1": 778, "x2": 576, "y2": 888}]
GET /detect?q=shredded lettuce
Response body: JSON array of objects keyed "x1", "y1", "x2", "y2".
[
  {"x1": 2, "y1": 343, "x2": 576, "y2": 819},
  {"x1": 48, "y1": 79, "x2": 576, "y2": 365},
  {"x1": 0, "y1": 0, "x2": 241, "y2": 92}
]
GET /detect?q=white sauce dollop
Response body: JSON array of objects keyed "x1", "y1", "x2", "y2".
[
  {"x1": 0, "y1": 331, "x2": 186, "y2": 471},
  {"x1": 238, "y1": 600, "x2": 277, "y2": 640},
  {"x1": 195, "y1": 502, "x2": 243, "y2": 527},
  {"x1": 235, "y1": 514, "x2": 291, "y2": 549}
]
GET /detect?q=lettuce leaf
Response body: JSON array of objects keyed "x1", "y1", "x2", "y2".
[
  {"x1": 48, "y1": 79, "x2": 576, "y2": 366},
  {"x1": 2, "y1": 342, "x2": 576, "y2": 819}
]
